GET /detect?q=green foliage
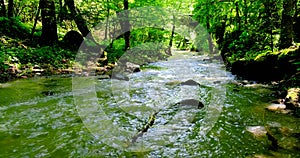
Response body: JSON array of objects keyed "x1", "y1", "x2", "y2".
[
  {"x1": 0, "y1": 53, "x2": 10, "y2": 72},
  {"x1": 2, "y1": 46, "x2": 74, "y2": 66},
  {"x1": 293, "y1": 62, "x2": 300, "y2": 71},
  {"x1": 13, "y1": 0, "x2": 40, "y2": 23},
  {"x1": 0, "y1": 17, "x2": 31, "y2": 39},
  {"x1": 193, "y1": 0, "x2": 290, "y2": 63},
  {"x1": 105, "y1": 38, "x2": 126, "y2": 63},
  {"x1": 0, "y1": 44, "x2": 75, "y2": 79},
  {"x1": 130, "y1": 28, "x2": 170, "y2": 47}
]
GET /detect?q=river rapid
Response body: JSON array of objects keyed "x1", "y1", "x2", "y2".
[{"x1": 0, "y1": 51, "x2": 299, "y2": 157}]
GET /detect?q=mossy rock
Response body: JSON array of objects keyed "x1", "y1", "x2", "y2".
[
  {"x1": 231, "y1": 47, "x2": 300, "y2": 81},
  {"x1": 63, "y1": 30, "x2": 83, "y2": 51},
  {"x1": 284, "y1": 88, "x2": 300, "y2": 109}
]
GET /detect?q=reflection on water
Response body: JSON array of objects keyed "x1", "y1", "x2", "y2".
[{"x1": 0, "y1": 51, "x2": 299, "y2": 157}]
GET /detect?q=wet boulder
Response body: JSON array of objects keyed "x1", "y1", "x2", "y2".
[
  {"x1": 246, "y1": 126, "x2": 267, "y2": 137},
  {"x1": 176, "y1": 99, "x2": 204, "y2": 109},
  {"x1": 125, "y1": 62, "x2": 140, "y2": 73},
  {"x1": 111, "y1": 73, "x2": 129, "y2": 81},
  {"x1": 203, "y1": 58, "x2": 213, "y2": 62},
  {"x1": 180, "y1": 79, "x2": 200, "y2": 86},
  {"x1": 284, "y1": 88, "x2": 300, "y2": 110},
  {"x1": 265, "y1": 103, "x2": 289, "y2": 114}
]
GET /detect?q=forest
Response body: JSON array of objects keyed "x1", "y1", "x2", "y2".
[{"x1": 0, "y1": 0, "x2": 300, "y2": 157}]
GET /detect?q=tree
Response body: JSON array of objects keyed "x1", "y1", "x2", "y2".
[
  {"x1": 8, "y1": 0, "x2": 13, "y2": 18},
  {"x1": 123, "y1": 0, "x2": 130, "y2": 51},
  {"x1": 279, "y1": 0, "x2": 296, "y2": 49},
  {"x1": 40, "y1": 0, "x2": 58, "y2": 45},
  {"x1": 65, "y1": 0, "x2": 90, "y2": 37},
  {"x1": 0, "y1": 0, "x2": 6, "y2": 16},
  {"x1": 194, "y1": 0, "x2": 220, "y2": 54}
]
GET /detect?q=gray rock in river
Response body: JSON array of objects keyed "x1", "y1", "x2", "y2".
[
  {"x1": 111, "y1": 73, "x2": 129, "y2": 81},
  {"x1": 176, "y1": 99, "x2": 204, "y2": 109},
  {"x1": 246, "y1": 126, "x2": 267, "y2": 137},
  {"x1": 98, "y1": 75, "x2": 110, "y2": 80},
  {"x1": 180, "y1": 79, "x2": 200, "y2": 86},
  {"x1": 125, "y1": 62, "x2": 141, "y2": 73}
]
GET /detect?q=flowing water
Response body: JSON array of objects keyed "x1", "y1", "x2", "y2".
[{"x1": 0, "y1": 51, "x2": 299, "y2": 157}]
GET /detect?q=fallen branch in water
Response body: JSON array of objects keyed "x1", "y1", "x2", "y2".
[{"x1": 130, "y1": 111, "x2": 159, "y2": 144}]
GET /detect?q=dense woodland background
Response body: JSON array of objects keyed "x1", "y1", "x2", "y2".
[{"x1": 0, "y1": 0, "x2": 300, "y2": 86}]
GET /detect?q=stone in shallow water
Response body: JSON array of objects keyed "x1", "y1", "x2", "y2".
[
  {"x1": 284, "y1": 88, "x2": 300, "y2": 109},
  {"x1": 125, "y1": 62, "x2": 141, "y2": 73},
  {"x1": 98, "y1": 75, "x2": 110, "y2": 80},
  {"x1": 266, "y1": 104, "x2": 286, "y2": 112},
  {"x1": 111, "y1": 73, "x2": 129, "y2": 81},
  {"x1": 176, "y1": 99, "x2": 204, "y2": 109},
  {"x1": 246, "y1": 126, "x2": 267, "y2": 137},
  {"x1": 180, "y1": 80, "x2": 200, "y2": 86}
]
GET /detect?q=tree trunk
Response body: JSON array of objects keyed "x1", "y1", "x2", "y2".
[
  {"x1": 206, "y1": 20, "x2": 214, "y2": 54},
  {"x1": 215, "y1": 20, "x2": 226, "y2": 46},
  {"x1": 264, "y1": 0, "x2": 274, "y2": 51},
  {"x1": 243, "y1": 0, "x2": 248, "y2": 25},
  {"x1": 40, "y1": 0, "x2": 58, "y2": 45},
  {"x1": 294, "y1": 0, "x2": 300, "y2": 42},
  {"x1": 169, "y1": 25, "x2": 175, "y2": 47},
  {"x1": 57, "y1": 0, "x2": 63, "y2": 23},
  {"x1": 279, "y1": 0, "x2": 295, "y2": 49},
  {"x1": 31, "y1": 1, "x2": 41, "y2": 40},
  {"x1": 169, "y1": 14, "x2": 176, "y2": 48},
  {"x1": 104, "y1": 0, "x2": 110, "y2": 40},
  {"x1": 65, "y1": 0, "x2": 90, "y2": 37},
  {"x1": 8, "y1": 0, "x2": 13, "y2": 18},
  {"x1": 0, "y1": 0, "x2": 6, "y2": 17},
  {"x1": 235, "y1": 2, "x2": 240, "y2": 31},
  {"x1": 123, "y1": 0, "x2": 130, "y2": 51},
  {"x1": 166, "y1": 25, "x2": 175, "y2": 56}
]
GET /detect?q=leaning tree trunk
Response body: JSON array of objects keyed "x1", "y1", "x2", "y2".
[
  {"x1": 7, "y1": 0, "x2": 13, "y2": 18},
  {"x1": 65, "y1": 0, "x2": 90, "y2": 37},
  {"x1": 215, "y1": 20, "x2": 226, "y2": 46},
  {"x1": 31, "y1": 0, "x2": 41, "y2": 40},
  {"x1": 0, "y1": 0, "x2": 6, "y2": 17},
  {"x1": 279, "y1": 0, "x2": 295, "y2": 49},
  {"x1": 40, "y1": 0, "x2": 58, "y2": 45},
  {"x1": 123, "y1": 0, "x2": 130, "y2": 51},
  {"x1": 168, "y1": 14, "x2": 175, "y2": 55},
  {"x1": 104, "y1": 0, "x2": 110, "y2": 40}
]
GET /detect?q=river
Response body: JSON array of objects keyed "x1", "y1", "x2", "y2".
[{"x1": 0, "y1": 51, "x2": 299, "y2": 157}]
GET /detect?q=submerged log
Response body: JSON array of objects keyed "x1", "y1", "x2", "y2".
[{"x1": 131, "y1": 111, "x2": 158, "y2": 144}]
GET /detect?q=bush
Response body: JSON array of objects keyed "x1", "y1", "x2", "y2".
[{"x1": 0, "y1": 17, "x2": 31, "y2": 40}]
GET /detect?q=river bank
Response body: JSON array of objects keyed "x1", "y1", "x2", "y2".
[{"x1": 223, "y1": 45, "x2": 300, "y2": 118}]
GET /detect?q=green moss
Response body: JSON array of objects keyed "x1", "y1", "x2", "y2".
[
  {"x1": 254, "y1": 51, "x2": 271, "y2": 61},
  {"x1": 286, "y1": 88, "x2": 300, "y2": 102},
  {"x1": 140, "y1": 65, "x2": 165, "y2": 70},
  {"x1": 278, "y1": 48, "x2": 299, "y2": 59},
  {"x1": 254, "y1": 45, "x2": 300, "y2": 62}
]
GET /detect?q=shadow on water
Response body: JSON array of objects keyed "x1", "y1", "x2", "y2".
[{"x1": 0, "y1": 51, "x2": 299, "y2": 157}]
